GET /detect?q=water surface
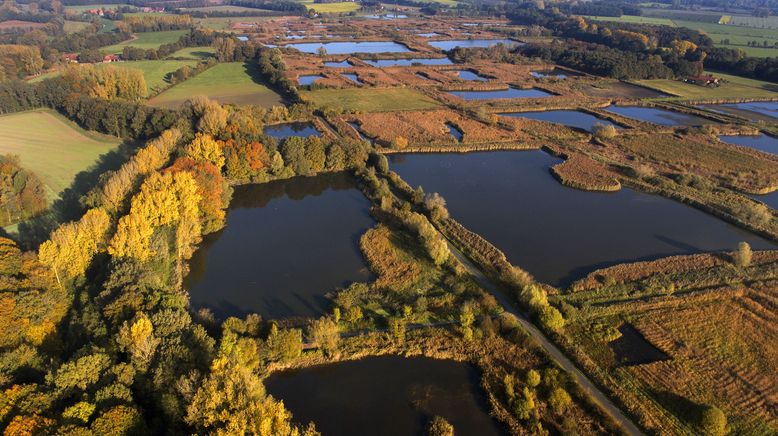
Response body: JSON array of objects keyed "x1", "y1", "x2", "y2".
[
  {"x1": 324, "y1": 60, "x2": 352, "y2": 67},
  {"x1": 717, "y1": 101, "x2": 778, "y2": 120},
  {"x1": 389, "y1": 151, "x2": 773, "y2": 287},
  {"x1": 501, "y1": 110, "x2": 619, "y2": 132},
  {"x1": 457, "y1": 70, "x2": 487, "y2": 81},
  {"x1": 446, "y1": 122, "x2": 463, "y2": 141},
  {"x1": 263, "y1": 122, "x2": 320, "y2": 139},
  {"x1": 720, "y1": 134, "x2": 778, "y2": 154},
  {"x1": 531, "y1": 68, "x2": 572, "y2": 79},
  {"x1": 287, "y1": 41, "x2": 410, "y2": 54},
  {"x1": 449, "y1": 87, "x2": 551, "y2": 100},
  {"x1": 342, "y1": 73, "x2": 362, "y2": 85},
  {"x1": 429, "y1": 39, "x2": 520, "y2": 50},
  {"x1": 265, "y1": 356, "x2": 504, "y2": 436},
  {"x1": 185, "y1": 173, "x2": 373, "y2": 319},
  {"x1": 365, "y1": 57, "x2": 453, "y2": 67},
  {"x1": 298, "y1": 74, "x2": 323, "y2": 86},
  {"x1": 605, "y1": 106, "x2": 713, "y2": 126}
]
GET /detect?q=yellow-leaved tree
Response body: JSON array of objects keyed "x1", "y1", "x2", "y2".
[{"x1": 184, "y1": 134, "x2": 225, "y2": 169}]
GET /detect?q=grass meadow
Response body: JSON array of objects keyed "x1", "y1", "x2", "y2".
[
  {"x1": 0, "y1": 110, "x2": 121, "y2": 200},
  {"x1": 301, "y1": 88, "x2": 442, "y2": 112},
  {"x1": 148, "y1": 62, "x2": 283, "y2": 108},
  {"x1": 638, "y1": 73, "x2": 778, "y2": 99},
  {"x1": 101, "y1": 30, "x2": 189, "y2": 53}
]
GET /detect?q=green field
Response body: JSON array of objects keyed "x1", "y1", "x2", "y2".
[
  {"x1": 148, "y1": 62, "x2": 283, "y2": 108},
  {"x1": 101, "y1": 30, "x2": 188, "y2": 53},
  {"x1": 0, "y1": 110, "x2": 121, "y2": 200},
  {"x1": 302, "y1": 1, "x2": 360, "y2": 13},
  {"x1": 638, "y1": 73, "x2": 778, "y2": 99},
  {"x1": 584, "y1": 15, "x2": 675, "y2": 26},
  {"x1": 65, "y1": 3, "x2": 131, "y2": 12},
  {"x1": 63, "y1": 20, "x2": 91, "y2": 33},
  {"x1": 167, "y1": 46, "x2": 215, "y2": 59},
  {"x1": 194, "y1": 16, "x2": 271, "y2": 30},
  {"x1": 301, "y1": 88, "x2": 441, "y2": 112},
  {"x1": 182, "y1": 5, "x2": 272, "y2": 13},
  {"x1": 27, "y1": 59, "x2": 199, "y2": 95}
]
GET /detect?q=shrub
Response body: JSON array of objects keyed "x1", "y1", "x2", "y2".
[
  {"x1": 548, "y1": 387, "x2": 572, "y2": 414},
  {"x1": 538, "y1": 305, "x2": 565, "y2": 332},
  {"x1": 427, "y1": 416, "x2": 454, "y2": 436},
  {"x1": 592, "y1": 123, "x2": 617, "y2": 140},
  {"x1": 698, "y1": 405, "x2": 727, "y2": 436},
  {"x1": 733, "y1": 241, "x2": 752, "y2": 268}
]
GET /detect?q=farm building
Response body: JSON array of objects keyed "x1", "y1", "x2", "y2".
[{"x1": 685, "y1": 75, "x2": 721, "y2": 87}]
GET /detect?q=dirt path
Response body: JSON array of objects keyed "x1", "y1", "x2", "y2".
[{"x1": 444, "y1": 241, "x2": 644, "y2": 436}]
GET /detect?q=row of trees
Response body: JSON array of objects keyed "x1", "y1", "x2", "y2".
[
  {"x1": 0, "y1": 155, "x2": 48, "y2": 226},
  {"x1": 62, "y1": 64, "x2": 147, "y2": 101}
]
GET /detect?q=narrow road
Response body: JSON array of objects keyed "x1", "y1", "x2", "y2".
[{"x1": 445, "y1": 242, "x2": 644, "y2": 436}]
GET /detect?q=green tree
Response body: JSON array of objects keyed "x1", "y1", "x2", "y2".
[
  {"x1": 699, "y1": 405, "x2": 727, "y2": 436},
  {"x1": 427, "y1": 416, "x2": 454, "y2": 436},
  {"x1": 526, "y1": 369, "x2": 541, "y2": 388},
  {"x1": 308, "y1": 317, "x2": 340, "y2": 357},
  {"x1": 548, "y1": 387, "x2": 572, "y2": 414}
]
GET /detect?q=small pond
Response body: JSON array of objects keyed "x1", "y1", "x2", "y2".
[
  {"x1": 609, "y1": 324, "x2": 670, "y2": 366},
  {"x1": 428, "y1": 39, "x2": 520, "y2": 50},
  {"x1": 501, "y1": 110, "x2": 619, "y2": 132},
  {"x1": 388, "y1": 151, "x2": 773, "y2": 287},
  {"x1": 719, "y1": 134, "x2": 778, "y2": 155},
  {"x1": 712, "y1": 101, "x2": 778, "y2": 120},
  {"x1": 530, "y1": 68, "x2": 573, "y2": 79},
  {"x1": 184, "y1": 173, "x2": 373, "y2": 320},
  {"x1": 417, "y1": 32, "x2": 439, "y2": 37},
  {"x1": 298, "y1": 74, "x2": 323, "y2": 86},
  {"x1": 342, "y1": 73, "x2": 362, "y2": 85},
  {"x1": 347, "y1": 121, "x2": 372, "y2": 143},
  {"x1": 364, "y1": 13, "x2": 408, "y2": 19},
  {"x1": 265, "y1": 355, "x2": 505, "y2": 436},
  {"x1": 365, "y1": 57, "x2": 453, "y2": 67},
  {"x1": 263, "y1": 122, "x2": 320, "y2": 140},
  {"x1": 605, "y1": 106, "x2": 714, "y2": 126},
  {"x1": 457, "y1": 70, "x2": 488, "y2": 81},
  {"x1": 286, "y1": 41, "x2": 410, "y2": 54},
  {"x1": 324, "y1": 60, "x2": 352, "y2": 68},
  {"x1": 449, "y1": 87, "x2": 552, "y2": 100},
  {"x1": 446, "y1": 122, "x2": 463, "y2": 141}
]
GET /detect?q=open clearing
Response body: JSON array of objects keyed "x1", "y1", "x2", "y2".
[
  {"x1": 301, "y1": 88, "x2": 441, "y2": 112},
  {"x1": 638, "y1": 74, "x2": 778, "y2": 99},
  {"x1": 194, "y1": 16, "x2": 272, "y2": 30},
  {"x1": 148, "y1": 62, "x2": 283, "y2": 108},
  {"x1": 64, "y1": 3, "x2": 131, "y2": 12},
  {"x1": 167, "y1": 46, "x2": 215, "y2": 59},
  {"x1": 305, "y1": 2, "x2": 360, "y2": 13},
  {"x1": 0, "y1": 110, "x2": 121, "y2": 200},
  {"x1": 181, "y1": 5, "x2": 273, "y2": 13},
  {"x1": 63, "y1": 20, "x2": 91, "y2": 33},
  {"x1": 101, "y1": 30, "x2": 188, "y2": 53}
]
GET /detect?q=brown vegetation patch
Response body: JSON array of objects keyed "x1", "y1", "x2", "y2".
[
  {"x1": 359, "y1": 225, "x2": 423, "y2": 290},
  {"x1": 0, "y1": 20, "x2": 47, "y2": 30},
  {"x1": 551, "y1": 154, "x2": 621, "y2": 192}
]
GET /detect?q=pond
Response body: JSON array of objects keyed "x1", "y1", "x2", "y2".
[
  {"x1": 287, "y1": 41, "x2": 411, "y2": 54},
  {"x1": 457, "y1": 70, "x2": 488, "y2": 81},
  {"x1": 364, "y1": 13, "x2": 408, "y2": 19},
  {"x1": 530, "y1": 68, "x2": 573, "y2": 79},
  {"x1": 417, "y1": 32, "x2": 439, "y2": 37},
  {"x1": 719, "y1": 134, "x2": 778, "y2": 155},
  {"x1": 324, "y1": 60, "x2": 352, "y2": 67},
  {"x1": 449, "y1": 87, "x2": 552, "y2": 100},
  {"x1": 298, "y1": 74, "x2": 323, "y2": 86},
  {"x1": 347, "y1": 121, "x2": 372, "y2": 143},
  {"x1": 184, "y1": 173, "x2": 374, "y2": 320},
  {"x1": 428, "y1": 39, "x2": 520, "y2": 50},
  {"x1": 265, "y1": 355, "x2": 504, "y2": 436},
  {"x1": 501, "y1": 110, "x2": 619, "y2": 132},
  {"x1": 364, "y1": 57, "x2": 453, "y2": 67},
  {"x1": 342, "y1": 73, "x2": 363, "y2": 85},
  {"x1": 708, "y1": 101, "x2": 778, "y2": 121},
  {"x1": 388, "y1": 151, "x2": 773, "y2": 287},
  {"x1": 605, "y1": 106, "x2": 714, "y2": 126},
  {"x1": 446, "y1": 122, "x2": 463, "y2": 141},
  {"x1": 263, "y1": 122, "x2": 320, "y2": 140},
  {"x1": 609, "y1": 324, "x2": 670, "y2": 366}
]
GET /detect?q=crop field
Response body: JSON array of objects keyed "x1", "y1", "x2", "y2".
[
  {"x1": 728, "y1": 15, "x2": 778, "y2": 29},
  {"x1": 0, "y1": 110, "x2": 121, "y2": 200},
  {"x1": 562, "y1": 252, "x2": 778, "y2": 435},
  {"x1": 302, "y1": 88, "x2": 441, "y2": 112},
  {"x1": 194, "y1": 16, "x2": 271, "y2": 30},
  {"x1": 148, "y1": 62, "x2": 283, "y2": 108},
  {"x1": 181, "y1": 5, "x2": 272, "y2": 13},
  {"x1": 63, "y1": 20, "x2": 91, "y2": 33},
  {"x1": 637, "y1": 75, "x2": 778, "y2": 99},
  {"x1": 101, "y1": 29, "x2": 188, "y2": 53}
]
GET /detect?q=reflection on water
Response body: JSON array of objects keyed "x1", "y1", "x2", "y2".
[
  {"x1": 185, "y1": 172, "x2": 374, "y2": 319},
  {"x1": 501, "y1": 110, "x2": 619, "y2": 132},
  {"x1": 265, "y1": 356, "x2": 505, "y2": 436},
  {"x1": 389, "y1": 151, "x2": 773, "y2": 287},
  {"x1": 605, "y1": 106, "x2": 713, "y2": 126}
]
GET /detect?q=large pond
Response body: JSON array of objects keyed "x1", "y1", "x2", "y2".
[
  {"x1": 263, "y1": 122, "x2": 320, "y2": 140},
  {"x1": 428, "y1": 39, "x2": 519, "y2": 50},
  {"x1": 719, "y1": 134, "x2": 778, "y2": 155},
  {"x1": 364, "y1": 57, "x2": 453, "y2": 67},
  {"x1": 605, "y1": 106, "x2": 713, "y2": 126},
  {"x1": 286, "y1": 41, "x2": 410, "y2": 54},
  {"x1": 324, "y1": 60, "x2": 352, "y2": 68},
  {"x1": 389, "y1": 151, "x2": 773, "y2": 287},
  {"x1": 184, "y1": 173, "x2": 374, "y2": 319},
  {"x1": 449, "y1": 87, "x2": 552, "y2": 100},
  {"x1": 265, "y1": 356, "x2": 504, "y2": 436},
  {"x1": 501, "y1": 110, "x2": 619, "y2": 132}
]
